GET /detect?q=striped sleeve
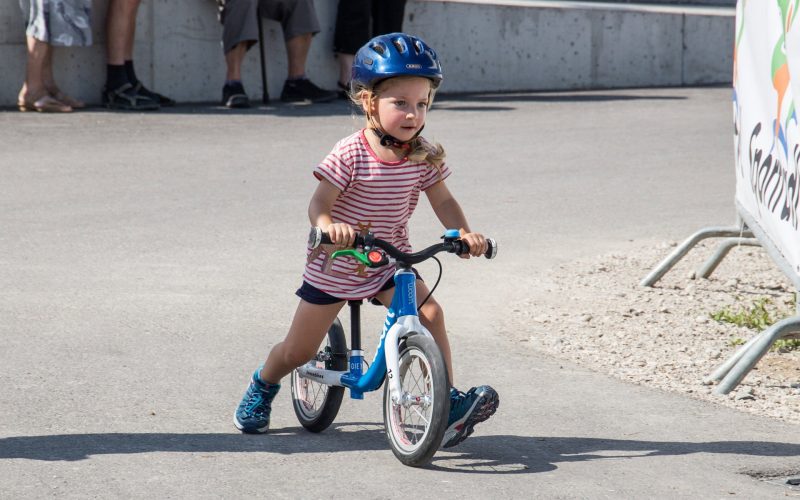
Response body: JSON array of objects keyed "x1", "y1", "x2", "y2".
[
  {"x1": 314, "y1": 143, "x2": 353, "y2": 192},
  {"x1": 420, "y1": 162, "x2": 451, "y2": 191}
]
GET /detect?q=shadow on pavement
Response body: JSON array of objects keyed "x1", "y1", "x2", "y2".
[
  {"x1": 2, "y1": 429, "x2": 798, "y2": 473},
  {"x1": 429, "y1": 435, "x2": 800, "y2": 474}
]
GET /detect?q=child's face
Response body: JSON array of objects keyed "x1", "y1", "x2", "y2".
[{"x1": 369, "y1": 77, "x2": 432, "y2": 143}]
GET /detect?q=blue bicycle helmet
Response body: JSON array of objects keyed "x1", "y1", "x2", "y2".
[{"x1": 351, "y1": 33, "x2": 443, "y2": 92}]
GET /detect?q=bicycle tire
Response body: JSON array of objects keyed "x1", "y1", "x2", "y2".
[
  {"x1": 383, "y1": 334, "x2": 449, "y2": 467},
  {"x1": 290, "y1": 318, "x2": 347, "y2": 433}
]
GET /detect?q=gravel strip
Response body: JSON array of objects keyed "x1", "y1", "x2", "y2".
[{"x1": 508, "y1": 240, "x2": 800, "y2": 424}]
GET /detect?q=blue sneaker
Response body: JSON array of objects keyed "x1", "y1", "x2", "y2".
[
  {"x1": 442, "y1": 385, "x2": 499, "y2": 448},
  {"x1": 233, "y1": 370, "x2": 281, "y2": 434}
]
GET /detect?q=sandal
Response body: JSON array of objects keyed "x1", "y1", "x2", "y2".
[
  {"x1": 51, "y1": 90, "x2": 85, "y2": 109},
  {"x1": 17, "y1": 94, "x2": 72, "y2": 113},
  {"x1": 102, "y1": 83, "x2": 160, "y2": 111}
]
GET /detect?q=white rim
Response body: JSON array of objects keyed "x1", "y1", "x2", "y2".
[{"x1": 386, "y1": 347, "x2": 435, "y2": 454}]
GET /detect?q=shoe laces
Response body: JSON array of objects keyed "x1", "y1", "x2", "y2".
[{"x1": 243, "y1": 384, "x2": 277, "y2": 417}]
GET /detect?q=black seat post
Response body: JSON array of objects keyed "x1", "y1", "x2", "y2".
[{"x1": 348, "y1": 300, "x2": 362, "y2": 352}]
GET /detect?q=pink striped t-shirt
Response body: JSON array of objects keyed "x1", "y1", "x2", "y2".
[{"x1": 303, "y1": 129, "x2": 451, "y2": 300}]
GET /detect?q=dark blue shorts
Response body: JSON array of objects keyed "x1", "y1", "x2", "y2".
[{"x1": 296, "y1": 268, "x2": 422, "y2": 305}]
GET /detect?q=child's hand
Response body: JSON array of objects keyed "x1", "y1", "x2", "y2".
[
  {"x1": 326, "y1": 223, "x2": 357, "y2": 248},
  {"x1": 459, "y1": 232, "x2": 488, "y2": 259}
]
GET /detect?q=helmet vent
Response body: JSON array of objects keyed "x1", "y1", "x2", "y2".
[
  {"x1": 371, "y1": 42, "x2": 386, "y2": 55},
  {"x1": 392, "y1": 39, "x2": 406, "y2": 54},
  {"x1": 413, "y1": 40, "x2": 424, "y2": 55}
]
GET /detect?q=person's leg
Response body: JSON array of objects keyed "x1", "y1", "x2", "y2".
[
  {"x1": 225, "y1": 42, "x2": 247, "y2": 82},
  {"x1": 221, "y1": 43, "x2": 250, "y2": 107},
  {"x1": 106, "y1": 0, "x2": 140, "y2": 66},
  {"x1": 333, "y1": 0, "x2": 370, "y2": 88},
  {"x1": 110, "y1": 0, "x2": 175, "y2": 106},
  {"x1": 334, "y1": 0, "x2": 370, "y2": 54},
  {"x1": 372, "y1": 278, "x2": 498, "y2": 449},
  {"x1": 280, "y1": 30, "x2": 336, "y2": 103},
  {"x1": 220, "y1": 0, "x2": 259, "y2": 107},
  {"x1": 19, "y1": 0, "x2": 74, "y2": 112},
  {"x1": 337, "y1": 55, "x2": 354, "y2": 90},
  {"x1": 234, "y1": 299, "x2": 344, "y2": 433},
  {"x1": 103, "y1": 0, "x2": 161, "y2": 109},
  {"x1": 42, "y1": 45, "x2": 85, "y2": 108},
  {"x1": 371, "y1": 0, "x2": 407, "y2": 37},
  {"x1": 372, "y1": 280, "x2": 453, "y2": 384},
  {"x1": 285, "y1": 33, "x2": 311, "y2": 79},
  {"x1": 259, "y1": 0, "x2": 317, "y2": 79},
  {"x1": 19, "y1": 36, "x2": 71, "y2": 112},
  {"x1": 259, "y1": 0, "x2": 335, "y2": 102},
  {"x1": 20, "y1": 36, "x2": 48, "y2": 101},
  {"x1": 280, "y1": 31, "x2": 337, "y2": 103},
  {"x1": 336, "y1": 53, "x2": 354, "y2": 96},
  {"x1": 260, "y1": 300, "x2": 344, "y2": 383}
]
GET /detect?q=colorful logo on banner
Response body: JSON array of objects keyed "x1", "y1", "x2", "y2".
[{"x1": 733, "y1": 0, "x2": 800, "y2": 277}]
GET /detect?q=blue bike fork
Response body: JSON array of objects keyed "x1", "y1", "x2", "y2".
[{"x1": 340, "y1": 268, "x2": 418, "y2": 399}]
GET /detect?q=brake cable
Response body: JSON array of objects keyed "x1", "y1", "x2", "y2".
[{"x1": 417, "y1": 255, "x2": 442, "y2": 311}]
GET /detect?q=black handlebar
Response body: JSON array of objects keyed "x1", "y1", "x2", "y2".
[{"x1": 308, "y1": 227, "x2": 497, "y2": 265}]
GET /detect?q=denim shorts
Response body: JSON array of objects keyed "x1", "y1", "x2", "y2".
[{"x1": 296, "y1": 268, "x2": 422, "y2": 305}]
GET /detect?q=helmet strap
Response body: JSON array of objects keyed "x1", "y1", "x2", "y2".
[
  {"x1": 367, "y1": 115, "x2": 425, "y2": 151},
  {"x1": 364, "y1": 91, "x2": 426, "y2": 152}
]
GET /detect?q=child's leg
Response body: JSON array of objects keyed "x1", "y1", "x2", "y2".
[
  {"x1": 372, "y1": 280, "x2": 453, "y2": 385},
  {"x1": 235, "y1": 298, "x2": 344, "y2": 434},
  {"x1": 372, "y1": 280, "x2": 498, "y2": 448},
  {"x1": 259, "y1": 299, "x2": 345, "y2": 384},
  {"x1": 413, "y1": 281, "x2": 453, "y2": 383}
]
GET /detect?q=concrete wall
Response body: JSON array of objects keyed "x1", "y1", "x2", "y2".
[{"x1": 0, "y1": 0, "x2": 734, "y2": 106}]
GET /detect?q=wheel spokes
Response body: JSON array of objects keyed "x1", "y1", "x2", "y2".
[{"x1": 394, "y1": 350, "x2": 434, "y2": 448}]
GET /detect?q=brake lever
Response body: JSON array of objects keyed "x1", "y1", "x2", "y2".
[{"x1": 330, "y1": 248, "x2": 390, "y2": 268}]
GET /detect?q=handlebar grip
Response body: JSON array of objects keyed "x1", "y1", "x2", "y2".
[
  {"x1": 485, "y1": 238, "x2": 498, "y2": 259},
  {"x1": 308, "y1": 227, "x2": 365, "y2": 249},
  {"x1": 453, "y1": 238, "x2": 498, "y2": 259},
  {"x1": 308, "y1": 227, "x2": 331, "y2": 248}
]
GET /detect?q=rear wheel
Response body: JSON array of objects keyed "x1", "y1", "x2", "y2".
[
  {"x1": 291, "y1": 318, "x2": 347, "y2": 433},
  {"x1": 383, "y1": 334, "x2": 449, "y2": 467}
]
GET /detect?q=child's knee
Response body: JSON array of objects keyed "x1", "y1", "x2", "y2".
[
  {"x1": 420, "y1": 300, "x2": 444, "y2": 326},
  {"x1": 282, "y1": 344, "x2": 318, "y2": 368}
]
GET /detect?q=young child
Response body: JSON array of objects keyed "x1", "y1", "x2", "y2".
[{"x1": 234, "y1": 32, "x2": 499, "y2": 448}]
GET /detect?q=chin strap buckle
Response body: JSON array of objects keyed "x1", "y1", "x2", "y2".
[{"x1": 372, "y1": 128, "x2": 412, "y2": 150}]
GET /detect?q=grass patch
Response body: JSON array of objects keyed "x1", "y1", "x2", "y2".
[
  {"x1": 711, "y1": 297, "x2": 775, "y2": 330},
  {"x1": 711, "y1": 296, "x2": 799, "y2": 352}
]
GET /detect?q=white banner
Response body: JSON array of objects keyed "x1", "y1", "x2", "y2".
[{"x1": 734, "y1": 0, "x2": 800, "y2": 282}]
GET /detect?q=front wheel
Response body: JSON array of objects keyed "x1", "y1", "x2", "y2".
[
  {"x1": 291, "y1": 318, "x2": 347, "y2": 433},
  {"x1": 383, "y1": 334, "x2": 449, "y2": 467}
]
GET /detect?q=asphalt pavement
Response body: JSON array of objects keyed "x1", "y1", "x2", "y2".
[{"x1": 2, "y1": 88, "x2": 799, "y2": 498}]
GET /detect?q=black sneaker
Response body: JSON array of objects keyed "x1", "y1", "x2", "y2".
[
  {"x1": 102, "y1": 83, "x2": 160, "y2": 111},
  {"x1": 222, "y1": 82, "x2": 250, "y2": 108},
  {"x1": 280, "y1": 78, "x2": 337, "y2": 104},
  {"x1": 134, "y1": 82, "x2": 175, "y2": 106}
]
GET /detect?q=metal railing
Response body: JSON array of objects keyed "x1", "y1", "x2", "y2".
[{"x1": 641, "y1": 209, "x2": 800, "y2": 395}]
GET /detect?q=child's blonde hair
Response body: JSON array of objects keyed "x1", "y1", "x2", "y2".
[{"x1": 352, "y1": 77, "x2": 446, "y2": 171}]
